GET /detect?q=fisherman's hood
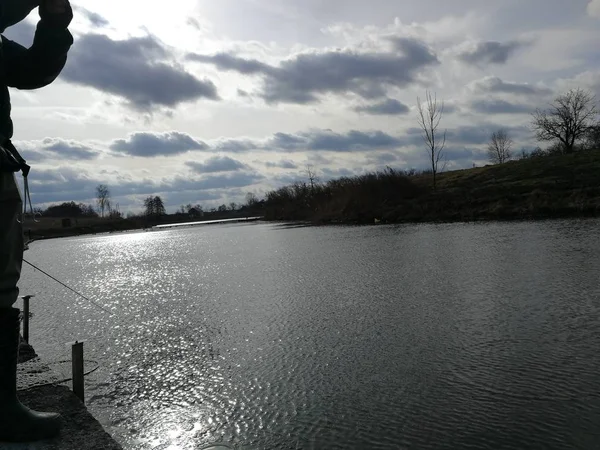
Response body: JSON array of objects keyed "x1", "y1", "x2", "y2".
[{"x1": 0, "y1": 0, "x2": 39, "y2": 33}]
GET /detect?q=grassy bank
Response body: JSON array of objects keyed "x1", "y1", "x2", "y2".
[{"x1": 263, "y1": 149, "x2": 600, "y2": 224}]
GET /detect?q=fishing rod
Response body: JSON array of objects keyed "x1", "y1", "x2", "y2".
[{"x1": 22, "y1": 259, "x2": 113, "y2": 315}]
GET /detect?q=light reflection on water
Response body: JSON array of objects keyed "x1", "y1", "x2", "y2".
[{"x1": 20, "y1": 221, "x2": 600, "y2": 449}]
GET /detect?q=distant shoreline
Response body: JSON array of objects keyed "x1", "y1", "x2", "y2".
[
  {"x1": 24, "y1": 211, "x2": 600, "y2": 244},
  {"x1": 24, "y1": 149, "x2": 600, "y2": 241}
]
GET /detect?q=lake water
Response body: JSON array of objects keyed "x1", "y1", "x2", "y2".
[{"x1": 20, "y1": 220, "x2": 600, "y2": 449}]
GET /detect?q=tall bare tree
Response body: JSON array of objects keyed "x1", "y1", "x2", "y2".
[
  {"x1": 417, "y1": 91, "x2": 446, "y2": 189},
  {"x1": 487, "y1": 129, "x2": 513, "y2": 164},
  {"x1": 532, "y1": 88, "x2": 598, "y2": 154},
  {"x1": 305, "y1": 164, "x2": 319, "y2": 192},
  {"x1": 96, "y1": 184, "x2": 110, "y2": 218}
]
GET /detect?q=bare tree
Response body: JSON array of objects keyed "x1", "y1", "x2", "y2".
[
  {"x1": 487, "y1": 129, "x2": 513, "y2": 164},
  {"x1": 583, "y1": 122, "x2": 600, "y2": 151},
  {"x1": 532, "y1": 88, "x2": 598, "y2": 154},
  {"x1": 143, "y1": 196, "x2": 166, "y2": 217},
  {"x1": 304, "y1": 164, "x2": 319, "y2": 191},
  {"x1": 96, "y1": 184, "x2": 111, "y2": 218},
  {"x1": 108, "y1": 203, "x2": 122, "y2": 219},
  {"x1": 417, "y1": 91, "x2": 446, "y2": 189},
  {"x1": 245, "y1": 192, "x2": 258, "y2": 206}
]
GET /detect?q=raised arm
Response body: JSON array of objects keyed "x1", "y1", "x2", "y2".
[{"x1": 3, "y1": 0, "x2": 73, "y2": 90}]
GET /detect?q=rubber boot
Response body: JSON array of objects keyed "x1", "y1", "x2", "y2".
[{"x1": 0, "y1": 308, "x2": 61, "y2": 442}]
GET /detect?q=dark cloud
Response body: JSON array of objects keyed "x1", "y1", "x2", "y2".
[
  {"x1": 16, "y1": 138, "x2": 99, "y2": 162},
  {"x1": 211, "y1": 129, "x2": 404, "y2": 153},
  {"x1": 471, "y1": 76, "x2": 551, "y2": 96},
  {"x1": 269, "y1": 129, "x2": 403, "y2": 152},
  {"x1": 42, "y1": 138, "x2": 99, "y2": 160},
  {"x1": 62, "y1": 34, "x2": 219, "y2": 110},
  {"x1": 265, "y1": 160, "x2": 298, "y2": 169},
  {"x1": 458, "y1": 41, "x2": 525, "y2": 65},
  {"x1": 354, "y1": 98, "x2": 410, "y2": 115},
  {"x1": 470, "y1": 99, "x2": 533, "y2": 114},
  {"x1": 188, "y1": 52, "x2": 273, "y2": 75},
  {"x1": 186, "y1": 156, "x2": 247, "y2": 173},
  {"x1": 73, "y1": 6, "x2": 110, "y2": 28},
  {"x1": 110, "y1": 132, "x2": 208, "y2": 157},
  {"x1": 188, "y1": 37, "x2": 438, "y2": 104}
]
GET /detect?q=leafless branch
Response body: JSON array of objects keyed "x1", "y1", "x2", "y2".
[{"x1": 417, "y1": 91, "x2": 446, "y2": 189}]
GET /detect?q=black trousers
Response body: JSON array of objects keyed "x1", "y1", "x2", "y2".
[{"x1": 0, "y1": 173, "x2": 22, "y2": 308}]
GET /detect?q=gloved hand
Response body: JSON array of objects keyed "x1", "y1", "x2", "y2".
[
  {"x1": 0, "y1": 0, "x2": 40, "y2": 32},
  {"x1": 39, "y1": 0, "x2": 73, "y2": 29}
]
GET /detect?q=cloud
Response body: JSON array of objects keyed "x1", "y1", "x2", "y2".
[
  {"x1": 445, "y1": 124, "x2": 530, "y2": 145},
  {"x1": 15, "y1": 138, "x2": 100, "y2": 162},
  {"x1": 213, "y1": 139, "x2": 257, "y2": 153},
  {"x1": 469, "y1": 76, "x2": 551, "y2": 96},
  {"x1": 457, "y1": 41, "x2": 526, "y2": 65},
  {"x1": 265, "y1": 160, "x2": 298, "y2": 169},
  {"x1": 469, "y1": 99, "x2": 533, "y2": 115},
  {"x1": 110, "y1": 132, "x2": 208, "y2": 157},
  {"x1": 188, "y1": 37, "x2": 438, "y2": 104},
  {"x1": 73, "y1": 6, "x2": 110, "y2": 28},
  {"x1": 354, "y1": 98, "x2": 410, "y2": 115},
  {"x1": 62, "y1": 34, "x2": 219, "y2": 110},
  {"x1": 404, "y1": 122, "x2": 530, "y2": 146},
  {"x1": 588, "y1": 0, "x2": 600, "y2": 17},
  {"x1": 444, "y1": 148, "x2": 475, "y2": 160},
  {"x1": 268, "y1": 129, "x2": 403, "y2": 152},
  {"x1": 555, "y1": 70, "x2": 600, "y2": 98},
  {"x1": 210, "y1": 129, "x2": 404, "y2": 153},
  {"x1": 320, "y1": 167, "x2": 359, "y2": 180},
  {"x1": 2, "y1": 21, "x2": 35, "y2": 46},
  {"x1": 186, "y1": 156, "x2": 247, "y2": 173},
  {"x1": 365, "y1": 152, "x2": 399, "y2": 166},
  {"x1": 28, "y1": 166, "x2": 264, "y2": 211},
  {"x1": 190, "y1": 172, "x2": 265, "y2": 190},
  {"x1": 188, "y1": 52, "x2": 273, "y2": 75},
  {"x1": 28, "y1": 167, "x2": 101, "y2": 204}
]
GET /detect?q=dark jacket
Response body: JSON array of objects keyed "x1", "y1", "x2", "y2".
[{"x1": 0, "y1": 21, "x2": 73, "y2": 140}]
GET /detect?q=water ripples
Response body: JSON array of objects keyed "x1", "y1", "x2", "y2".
[{"x1": 20, "y1": 220, "x2": 600, "y2": 449}]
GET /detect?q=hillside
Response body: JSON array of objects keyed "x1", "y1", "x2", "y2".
[{"x1": 262, "y1": 150, "x2": 600, "y2": 224}]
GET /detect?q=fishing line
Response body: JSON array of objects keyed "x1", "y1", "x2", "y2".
[{"x1": 22, "y1": 259, "x2": 113, "y2": 315}]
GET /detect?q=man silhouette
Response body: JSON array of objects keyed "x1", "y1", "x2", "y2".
[{"x1": 0, "y1": 0, "x2": 73, "y2": 442}]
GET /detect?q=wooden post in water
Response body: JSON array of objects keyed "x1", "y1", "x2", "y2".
[
  {"x1": 22, "y1": 295, "x2": 31, "y2": 343},
  {"x1": 72, "y1": 341, "x2": 85, "y2": 403}
]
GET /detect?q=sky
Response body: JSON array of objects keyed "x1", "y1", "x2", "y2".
[{"x1": 4, "y1": 0, "x2": 600, "y2": 213}]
